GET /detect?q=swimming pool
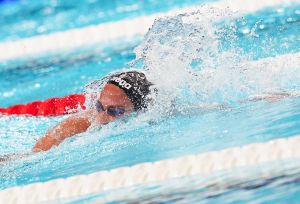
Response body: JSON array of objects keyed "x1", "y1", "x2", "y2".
[
  {"x1": 0, "y1": 0, "x2": 300, "y2": 203},
  {"x1": 0, "y1": 0, "x2": 213, "y2": 42}
]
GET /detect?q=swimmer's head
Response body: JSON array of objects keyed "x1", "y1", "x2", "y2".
[{"x1": 106, "y1": 71, "x2": 153, "y2": 111}]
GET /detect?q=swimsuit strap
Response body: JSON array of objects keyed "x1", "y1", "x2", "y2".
[{"x1": 0, "y1": 94, "x2": 86, "y2": 116}]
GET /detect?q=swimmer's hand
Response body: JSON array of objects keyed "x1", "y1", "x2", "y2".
[
  {"x1": 248, "y1": 92, "x2": 300, "y2": 103},
  {"x1": 32, "y1": 112, "x2": 92, "y2": 153}
]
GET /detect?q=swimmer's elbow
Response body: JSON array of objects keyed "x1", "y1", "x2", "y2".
[{"x1": 33, "y1": 114, "x2": 91, "y2": 153}]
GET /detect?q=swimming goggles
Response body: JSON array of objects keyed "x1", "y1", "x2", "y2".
[{"x1": 95, "y1": 100, "x2": 126, "y2": 117}]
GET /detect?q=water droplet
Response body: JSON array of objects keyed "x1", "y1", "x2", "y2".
[
  {"x1": 104, "y1": 57, "x2": 111, "y2": 62},
  {"x1": 241, "y1": 28, "x2": 250, "y2": 34},
  {"x1": 43, "y1": 7, "x2": 53, "y2": 15},
  {"x1": 277, "y1": 8, "x2": 284, "y2": 13},
  {"x1": 259, "y1": 24, "x2": 265, "y2": 29},
  {"x1": 37, "y1": 26, "x2": 46, "y2": 33},
  {"x1": 286, "y1": 17, "x2": 293, "y2": 22}
]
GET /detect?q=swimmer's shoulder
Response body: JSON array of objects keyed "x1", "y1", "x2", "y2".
[{"x1": 70, "y1": 109, "x2": 97, "y2": 124}]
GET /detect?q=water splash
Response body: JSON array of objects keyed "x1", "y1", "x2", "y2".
[
  {"x1": 1, "y1": 6, "x2": 300, "y2": 191},
  {"x1": 131, "y1": 7, "x2": 300, "y2": 115}
]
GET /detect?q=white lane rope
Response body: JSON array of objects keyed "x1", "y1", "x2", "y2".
[
  {"x1": 0, "y1": 0, "x2": 298, "y2": 61},
  {"x1": 1, "y1": 135, "x2": 300, "y2": 203}
]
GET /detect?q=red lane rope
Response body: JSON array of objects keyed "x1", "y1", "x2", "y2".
[{"x1": 0, "y1": 94, "x2": 86, "y2": 116}]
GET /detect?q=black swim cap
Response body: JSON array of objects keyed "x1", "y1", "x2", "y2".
[{"x1": 107, "y1": 71, "x2": 153, "y2": 111}]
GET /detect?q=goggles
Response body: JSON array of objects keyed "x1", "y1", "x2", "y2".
[{"x1": 95, "y1": 100, "x2": 126, "y2": 117}]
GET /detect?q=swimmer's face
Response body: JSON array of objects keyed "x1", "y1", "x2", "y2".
[{"x1": 95, "y1": 83, "x2": 134, "y2": 124}]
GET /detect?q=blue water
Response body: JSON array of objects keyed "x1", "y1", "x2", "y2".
[
  {"x1": 0, "y1": 0, "x2": 213, "y2": 42},
  {"x1": 0, "y1": 0, "x2": 17, "y2": 4},
  {"x1": 1, "y1": 5, "x2": 299, "y2": 107},
  {"x1": 232, "y1": 5, "x2": 300, "y2": 59},
  {"x1": 0, "y1": 2, "x2": 300, "y2": 204}
]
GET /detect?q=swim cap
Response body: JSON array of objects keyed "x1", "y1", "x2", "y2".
[{"x1": 107, "y1": 71, "x2": 153, "y2": 110}]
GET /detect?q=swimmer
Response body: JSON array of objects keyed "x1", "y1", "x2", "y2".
[
  {"x1": 32, "y1": 71, "x2": 153, "y2": 152},
  {"x1": 1, "y1": 70, "x2": 298, "y2": 161}
]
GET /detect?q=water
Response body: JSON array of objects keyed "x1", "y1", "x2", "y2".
[
  {"x1": 63, "y1": 161, "x2": 300, "y2": 203},
  {"x1": 0, "y1": 0, "x2": 213, "y2": 42},
  {"x1": 0, "y1": 40, "x2": 139, "y2": 107},
  {"x1": 0, "y1": 2, "x2": 300, "y2": 203}
]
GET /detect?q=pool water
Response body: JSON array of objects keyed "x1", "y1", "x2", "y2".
[
  {"x1": 0, "y1": 1, "x2": 300, "y2": 203},
  {"x1": 63, "y1": 160, "x2": 300, "y2": 203},
  {"x1": 0, "y1": 0, "x2": 213, "y2": 42}
]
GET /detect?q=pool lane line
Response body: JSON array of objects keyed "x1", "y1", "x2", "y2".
[
  {"x1": 1, "y1": 135, "x2": 300, "y2": 203},
  {"x1": 0, "y1": 0, "x2": 298, "y2": 62}
]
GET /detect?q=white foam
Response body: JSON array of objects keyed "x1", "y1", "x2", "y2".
[
  {"x1": 135, "y1": 7, "x2": 300, "y2": 109},
  {"x1": 0, "y1": 0, "x2": 297, "y2": 61}
]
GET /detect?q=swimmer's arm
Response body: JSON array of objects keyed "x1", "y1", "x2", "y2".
[
  {"x1": 0, "y1": 152, "x2": 31, "y2": 164},
  {"x1": 32, "y1": 111, "x2": 94, "y2": 153},
  {"x1": 248, "y1": 92, "x2": 300, "y2": 102}
]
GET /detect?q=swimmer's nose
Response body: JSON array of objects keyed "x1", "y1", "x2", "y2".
[{"x1": 96, "y1": 112, "x2": 116, "y2": 125}]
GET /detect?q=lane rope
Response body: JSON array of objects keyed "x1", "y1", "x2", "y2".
[
  {"x1": 0, "y1": 0, "x2": 297, "y2": 61},
  {"x1": 1, "y1": 135, "x2": 300, "y2": 203}
]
